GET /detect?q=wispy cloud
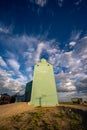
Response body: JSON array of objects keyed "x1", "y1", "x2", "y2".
[
  {"x1": 35, "y1": 42, "x2": 46, "y2": 62},
  {"x1": 0, "y1": 27, "x2": 10, "y2": 34},
  {"x1": 7, "y1": 59, "x2": 20, "y2": 71},
  {"x1": 0, "y1": 56, "x2": 7, "y2": 67},
  {"x1": 35, "y1": 0, "x2": 47, "y2": 7},
  {"x1": 57, "y1": 0, "x2": 64, "y2": 7},
  {"x1": 70, "y1": 30, "x2": 82, "y2": 41},
  {"x1": 0, "y1": 23, "x2": 13, "y2": 34},
  {"x1": 74, "y1": 0, "x2": 82, "y2": 5},
  {"x1": 30, "y1": 0, "x2": 47, "y2": 7}
]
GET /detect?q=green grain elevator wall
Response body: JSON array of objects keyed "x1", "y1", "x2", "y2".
[{"x1": 30, "y1": 59, "x2": 58, "y2": 106}]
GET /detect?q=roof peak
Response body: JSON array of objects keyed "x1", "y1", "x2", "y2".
[{"x1": 41, "y1": 58, "x2": 47, "y2": 62}]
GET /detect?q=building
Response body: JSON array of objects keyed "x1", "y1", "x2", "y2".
[
  {"x1": 30, "y1": 59, "x2": 58, "y2": 106},
  {"x1": 15, "y1": 94, "x2": 25, "y2": 102},
  {"x1": 71, "y1": 97, "x2": 83, "y2": 104},
  {"x1": 25, "y1": 81, "x2": 32, "y2": 102},
  {"x1": 0, "y1": 93, "x2": 10, "y2": 105}
]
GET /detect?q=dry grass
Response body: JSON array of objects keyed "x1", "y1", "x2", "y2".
[
  {"x1": 60, "y1": 104, "x2": 87, "y2": 111},
  {"x1": 0, "y1": 103, "x2": 87, "y2": 130}
]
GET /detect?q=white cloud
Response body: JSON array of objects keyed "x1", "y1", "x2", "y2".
[
  {"x1": 0, "y1": 69, "x2": 13, "y2": 78},
  {"x1": 56, "y1": 71, "x2": 76, "y2": 93},
  {"x1": 0, "y1": 23, "x2": 13, "y2": 34},
  {"x1": 35, "y1": 0, "x2": 47, "y2": 7},
  {"x1": 54, "y1": 36, "x2": 87, "y2": 96},
  {"x1": 6, "y1": 58, "x2": 28, "y2": 82},
  {"x1": 26, "y1": 66, "x2": 32, "y2": 72},
  {"x1": 0, "y1": 68, "x2": 28, "y2": 95},
  {"x1": 7, "y1": 59, "x2": 20, "y2": 71},
  {"x1": 0, "y1": 27, "x2": 9, "y2": 34},
  {"x1": 30, "y1": 0, "x2": 47, "y2": 7},
  {"x1": 58, "y1": 91, "x2": 84, "y2": 102},
  {"x1": 0, "y1": 56, "x2": 7, "y2": 67},
  {"x1": 70, "y1": 30, "x2": 82, "y2": 41},
  {"x1": 17, "y1": 73, "x2": 28, "y2": 82},
  {"x1": 69, "y1": 41, "x2": 76, "y2": 47},
  {"x1": 35, "y1": 42, "x2": 45, "y2": 63},
  {"x1": 73, "y1": 37, "x2": 87, "y2": 73},
  {"x1": 6, "y1": 51, "x2": 17, "y2": 59}
]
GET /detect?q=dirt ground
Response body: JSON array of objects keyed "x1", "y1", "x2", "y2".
[
  {"x1": 0, "y1": 102, "x2": 34, "y2": 120},
  {"x1": 0, "y1": 102, "x2": 87, "y2": 120}
]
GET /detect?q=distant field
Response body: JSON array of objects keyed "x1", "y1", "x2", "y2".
[
  {"x1": 60, "y1": 102, "x2": 87, "y2": 105},
  {"x1": 59, "y1": 102, "x2": 73, "y2": 105},
  {"x1": 0, "y1": 103, "x2": 87, "y2": 130}
]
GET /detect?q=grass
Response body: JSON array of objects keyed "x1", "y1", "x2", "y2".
[
  {"x1": 59, "y1": 102, "x2": 73, "y2": 105},
  {"x1": 11, "y1": 115, "x2": 22, "y2": 122},
  {"x1": 0, "y1": 106, "x2": 87, "y2": 130}
]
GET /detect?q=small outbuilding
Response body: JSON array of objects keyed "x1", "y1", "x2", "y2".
[{"x1": 71, "y1": 97, "x2": 83, "y2": 104}]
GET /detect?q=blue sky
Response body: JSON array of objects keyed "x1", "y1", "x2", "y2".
[{"x1": 0, "y1": 0, "x2": 87, "y2": 101}]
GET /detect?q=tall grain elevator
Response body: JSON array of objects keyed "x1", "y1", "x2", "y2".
[{"x1": 30, "y1": 59, "x2": 58, "y2": 106}]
